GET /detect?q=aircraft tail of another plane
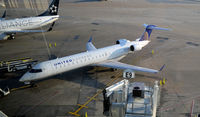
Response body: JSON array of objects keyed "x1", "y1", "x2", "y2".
[
  {"x1": 38, "y1": 0, "x2": 59, "y2": 16},
  {"x1": 139, "y1": 24, "x2": 170, "y2": 41}
]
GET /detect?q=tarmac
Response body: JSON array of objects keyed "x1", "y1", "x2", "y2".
[{"x1": 0, "y1": 0, "x2": 200, "y2": 116}]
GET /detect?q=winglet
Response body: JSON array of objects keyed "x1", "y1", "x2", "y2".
[
  {"x1": 86, "y1": 36, "x2": 96, "y2": 51},
  {"x1": 159, "y1": 64, "x2": 166, "y2": 71},
  {"x1": 47, "y1": 22, "x2": 55, "y2": 32},
  {"x1": 2, "y1": 10, "x2": 6, "y2": 19},
  {"x1": 88, "y1": 36, "x2": 93, "y2": 42},
  {"x1": 143, "y1": 24, "x2": 171, "y2": 31}
]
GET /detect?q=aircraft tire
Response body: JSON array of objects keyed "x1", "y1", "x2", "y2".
[
  {"x1": 27, "y1": 64, "x2": 32, "y2": 69},
  {"x1": 111, "y1": 68, "x2": 117, "y2": 71},
  {"x1": 0, "y1": 91, "x2": 4, "y2": 98},
  {"x1": 11, "y1": 66, "x2": 16, "y2": 72}
]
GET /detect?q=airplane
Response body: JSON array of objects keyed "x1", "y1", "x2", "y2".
[
  {"x1": 19, "y1": 24, "x2": 170, "y2": 84},
  {"x1": 0, "y1": 0, "x2": 59, "y2": 40}
]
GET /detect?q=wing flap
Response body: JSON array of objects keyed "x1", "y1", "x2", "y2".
[{"x1": 95, "y1": 61, "x2": 160, "y2": 74}]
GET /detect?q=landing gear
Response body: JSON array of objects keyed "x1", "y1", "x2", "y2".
[
  {"x1": 8, "y1": 65, "x2": 17, "y2": 72},
  {"x1": 27, "y1": 64, "x2": 32, "y2": 69},
  {"x1": 111, "y1": 68, "x2": 117, "y2": 71},
  {"x1": 31, "y1": 83, "x2": 37, "y2": 88},
  {"x1": 0, "y1": 87, "x2": 10, "y2": 98},
  {"x1": 8, "y1": 34, "x2": 15, "y2": 40},
  {"x1": 24, "y1": 81, "x2": 37, "y2": 88},
  {"x1": 0, "y1": 91, "x2": 4, "y2": 98}
]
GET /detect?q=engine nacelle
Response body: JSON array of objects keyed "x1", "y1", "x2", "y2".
[
  {"x1": 0, "y1": 33, "x2": 9, "y2": 40},
  {"x1": 116, "y1": 39, "x2": 130, "y2": 45},
  {"x1": 130, "y1": 45, "x2": 142, "y2": 51}
]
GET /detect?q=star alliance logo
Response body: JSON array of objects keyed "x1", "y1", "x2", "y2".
[{"x1": 50, "y1": 5, "x2": 57, "y2": 13}]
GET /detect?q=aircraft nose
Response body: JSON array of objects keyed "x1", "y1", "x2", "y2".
[{"x1": 19, "y1": 73, "x2": 30, "y2": 82}]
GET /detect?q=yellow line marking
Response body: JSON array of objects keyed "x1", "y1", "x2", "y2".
[
  {"x1": 68, "y1": 72, "x2": 121, "y2": 116},
  {"x1": 87, "y1": 96, "x2": 97, "y2": 101},
  {"x1": 11, "y1": 85, "x2": 31, "y2": 91},
  {"x1": 68, "y1": 112, "x2": 80, "y2": 116},
  {"x1": 85, "y1": 112, "x2": 88, "y2": 117},
  {"x1": 77, "y1": 104, "x2": 88, "y2": 108}
]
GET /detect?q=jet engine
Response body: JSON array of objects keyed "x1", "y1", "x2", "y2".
[
  {"x1": 116, "y1": 39, "x2": 130, "y2": 45},
  {"x1": 130, "y1": 45, "x2": 142, "y2": 51},
  {"x1": 0, "y1": 33, "x2": 10, "y2": 40}
]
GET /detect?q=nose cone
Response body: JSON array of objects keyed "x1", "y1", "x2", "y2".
[{"x1": 19, "y1": 72, "x2": 31, "y2": 82}]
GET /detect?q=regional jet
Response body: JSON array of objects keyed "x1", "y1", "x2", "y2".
[
  {"x1": 0, "y1": 0, "x2": 59, "y2": 40},
  {"x1": 20, "y1": 24, "x2": 170, "y2": 84}
]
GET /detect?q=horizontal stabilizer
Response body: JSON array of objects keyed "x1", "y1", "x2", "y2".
[{"x1": 143, "y1": 24, "x2": 171, "y2": 31}]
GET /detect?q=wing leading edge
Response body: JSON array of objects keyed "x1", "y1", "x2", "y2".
[{"x1": 94, "y1": 61, "x2": 164, "y2": 74}]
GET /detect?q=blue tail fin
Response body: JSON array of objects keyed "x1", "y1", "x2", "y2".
[{"x1": 139, "y1": 24, "x2": 171, "y2": 41}]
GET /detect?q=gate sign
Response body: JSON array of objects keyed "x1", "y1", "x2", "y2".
[{"x1": 123, "y1": 69, "x2": 135, "y2": 78}]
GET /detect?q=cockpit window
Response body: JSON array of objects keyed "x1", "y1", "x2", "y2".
[{"x1": 29, "y1": 69, "x2": 42, "y2": 73}]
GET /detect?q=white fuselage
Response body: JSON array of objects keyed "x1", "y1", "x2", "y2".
[
  {"x1": 0, "y1": 15, "x2": 59, "y2": 32},
  {"x1": 20, "y1": 40, "x2": 149, "y2": 82}
]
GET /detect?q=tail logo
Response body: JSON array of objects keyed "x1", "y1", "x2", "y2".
[{"x1": 50, "y1": 5, "x2": 57, "y2": 13}]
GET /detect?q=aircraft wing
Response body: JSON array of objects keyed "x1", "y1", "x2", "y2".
[{"x1": 94, "y1": 61, "x2": 165, "y2": 74}]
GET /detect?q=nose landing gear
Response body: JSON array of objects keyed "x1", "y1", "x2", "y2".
[{"x1": 8, "y1": 33, "x2": 15, "y2": 40}]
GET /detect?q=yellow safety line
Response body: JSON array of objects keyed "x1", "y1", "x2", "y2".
[
  {"x1": 2, "y1": 58, "x2": 32, "y2": 65},
  {"x1": 68, "y1": 112, "x2": 80, "y2": 116},
  {"x1": 87, "y1": 96, "x2": 97, "y2": 101},
  {"x1": 5, "y1": 57, "x2": 31, "y2": 62},
  {"x1": 69, "y1": 72, "x2": 121, "y2": 116},
  {"x1": 77, "y1": 104, "x2": 88, "y2": 108},
  {"x1": 11, "y1": 85, "x2": 31, "y2": 91}
]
